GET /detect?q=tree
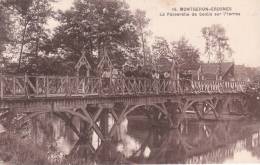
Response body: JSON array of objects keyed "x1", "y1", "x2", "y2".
[
  {"x1": 134, "y1": 9, "x2": 150, "y2": 66},
  {"x1": 171, "y1": 37, "x2": 200, "y2": 71},
  {"x1": 0, "y1": 1, "x2": 16, "y2": 72},
  {"x1": 202, "y1": 24, "x2": 233, "y2": 79},
  {"x1": 0, "y1": 4, "x2": 10, "y2": 53},
  {"x1": 0, "y1": 5, "x2": 8, "y2": 53},
  {"x1": 152, "y1": 36, "x2": 200, "y2": 71},
  {"x1": 3, "y1": 0, "x2": 53, "y2": 72},
  {"x1": 152, "y1": 36, "x2": 174, "y2": 60},
  {"x1": 51, "y1": 0, "x2": 140, "y2": 72}
]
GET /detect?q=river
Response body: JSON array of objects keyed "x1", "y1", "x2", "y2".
[{"x1": 1, "y1": 114, "x2": 260, "y2": 164}]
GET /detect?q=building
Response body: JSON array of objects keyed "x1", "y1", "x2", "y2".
[
  {"x1": 234, "y1": 65, "x2": 260, "y2": 82},
  {"x1": 195, "y1": 62, "x2": 235, "y2": 81}
]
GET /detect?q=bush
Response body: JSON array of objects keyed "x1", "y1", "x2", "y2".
[{"x1": 0, "y1": 133, "x2": 50, "y2": 165}]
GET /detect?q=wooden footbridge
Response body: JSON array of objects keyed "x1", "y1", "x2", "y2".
[{"x1": 0, "y1": 74, "x2": 253, "y2": 143}]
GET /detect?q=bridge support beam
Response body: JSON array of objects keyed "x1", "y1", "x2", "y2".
[
  {"x1": 100, "y1": 108, "x2": 110, "y2": 141},
  {"x1": 205, "y1": 98, "x2": 221, "y2": 120},
  {"x1": 31, "y1": 118, "x2": 38, "y2": 144},
  {"x1": 192, "y1": 103, "x2": 203, "y2": 120},
  {"x1": 178, "y1": 98, "x2": 196, "y2": 120}
]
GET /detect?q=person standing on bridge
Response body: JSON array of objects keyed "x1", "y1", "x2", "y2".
[
  {"x1": 102, "y1": 68, "x2": 111, "y2": 94},
  {"x1": 152, "y1": 70, "x2": 160, "y2": 80},
  {"x1": 152, "y1": 70, "x2": 160, "y2": 94},
  {"x1": 164, "y1": 71, "x2": 170, "y2": 79}
]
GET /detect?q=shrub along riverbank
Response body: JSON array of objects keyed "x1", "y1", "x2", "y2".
[{"x1": 0, "y1": 133, "x2": 49, "y2": 165}]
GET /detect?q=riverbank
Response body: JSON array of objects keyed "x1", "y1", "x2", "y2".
[{"x1": 0, "y1": 133, "x2": 49, "y2": 165}]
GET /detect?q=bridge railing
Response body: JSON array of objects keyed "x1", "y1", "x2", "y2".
[
  {"x1": 190, "y1": 80, "x2": 246, "y2": 93},
  {"x1": 0, "y1": 74, "x2": 248, "y2": 99},
  {"x1": 110, "y1": 78, "x2": 180, "y2": 95}
]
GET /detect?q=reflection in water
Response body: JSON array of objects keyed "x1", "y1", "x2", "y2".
[
  {"x1": 124, "y1": 119, "x2": 260, "y2": 164},
  {"x1": 116, "y1": 118, "x2": 142, "y2": 158},
  {"x1": 4, "y1": 113, "x2": 260, "y2": 164},
  {"x1": 92, "y1": 131, "x2": 101, "y2": 150},
  {"x1": 224, "y1": 150, "x2": 260, "y2": 163},
  {"x1": 56, "y1": 137, "x2": 72, "y2": 155},
  {"x1": 116, "y1": 118, "x2": 152, "y2": 159},
  {"x1": 180, "y1": 121, "x2": 260, "y2": 164}
]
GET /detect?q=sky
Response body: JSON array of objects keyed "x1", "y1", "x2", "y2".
[{"x1": 50, "y1": 0, "x2": 260, "y2": 67}]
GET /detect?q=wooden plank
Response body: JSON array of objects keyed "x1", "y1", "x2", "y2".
[
  {"x1": 26, "y1": 78, "x2": 37, "y2": 94},
  {"x1": 15, "y1": 78, "x2": 26, "y2": 94},
  {"x1": 46, "y1": 76, "x2": 49, "y2": 97},
  {"x1": 93, "y1": 107, "x2": 103, "y2": 122}
]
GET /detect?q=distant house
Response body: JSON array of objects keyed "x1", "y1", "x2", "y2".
[
  {"x1": 154, "y1": 57, "x2": 235, "y2": 81},
  {"x1": 234, "y1": 65, "x2": 252, "y2": 81},
  {"x1": 194, "y1": 62, "x2": 235, "y2": 81},
  {"x1": 234, "y1": 65, "x2": 260, "y2": 82}
]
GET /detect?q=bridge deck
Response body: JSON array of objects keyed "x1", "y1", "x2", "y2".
[
  {"x1": 0, "y1": 75, "x2": 249, "y2": 113},
  {"x1": 0, "y1": 75, "x2": 247, "y2": 100}
]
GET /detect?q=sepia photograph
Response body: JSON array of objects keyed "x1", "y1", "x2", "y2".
[{"x1": 0, "y1": 0, "x2": 260, "y2": 164}]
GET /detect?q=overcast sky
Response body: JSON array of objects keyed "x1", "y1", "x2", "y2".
[{"x1": 50, "y1": 0, "x2": 260, "y2": 67}]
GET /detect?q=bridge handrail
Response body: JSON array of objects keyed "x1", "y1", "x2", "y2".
[{"x1": 0, "y1": 74, "x2": 249, "y2": 99}]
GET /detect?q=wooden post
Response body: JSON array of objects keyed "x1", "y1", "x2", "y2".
[
  {"x1": 76, "y1": 76, "x2": 79, "y2": 95},
  {"x1": 82, "y1": 77, "x2": 85, "y2": 94},
  {"x1": 32, "y1": 118, "x2": 38, "y2": 144},
  {"x1": 122, "y1": 78, "x2": 125, "y2": 95},
  {"x1": 66, "y1": 75, "x2": 69, "y2": 96},
  {"x1": 24, "y1": 73, "x2": 28, "y2": 98},
  {"x1": 100, "y1": 109, "x2": 109, "y2": 140},
  {"x1": 46, "y1": 75, "x2": 49, "y2": 97},
  {"x1": 99, "y1": 77, "x2": 102, "y2": 96},
  {"x1": 13, "y1": 76, "x2": 15, "y2": 96},
  {"x1": 36, "y1": 77, "x2": 39, "y2": 96},
  {"x1": 144, "y1": 79, "x2": 147, "y2": 95},
  {"x1": 0, "y1": 74, "x2": 3, "y2": 99}
]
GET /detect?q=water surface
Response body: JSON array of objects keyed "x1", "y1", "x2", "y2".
[{"x1": 1, "y1": 115, "x2": 260, "y2": 164}]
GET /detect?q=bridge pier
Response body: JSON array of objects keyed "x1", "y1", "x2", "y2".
[
  {"x1": 99, "y1": 108, "x2": 110, "y2": 141},
  {"x1": 163, "y1": 102, "x2": 179, "y2": 129},
  {"x1": 205, "y1": 98, "x2": 221, "y2": 120},
  {"x1": 79, "y1": 118, "x2": 92, "y2": 142},
  {"x1": 192, "y1": 102, "x2": 203, "y2": 120},
  {"x1": 31, "y1": 118, "x2": 38, "y2": 144},
  {"x1": 177, "y1": 98, "x2": 196, "y2": 123},
  {"x1": 179, "y1": 97, "x2": 226, "y2": 121}
]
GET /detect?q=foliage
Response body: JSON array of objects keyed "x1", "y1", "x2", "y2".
[
  {"x1": 152, "y1": 36, "x2": 200, "y2": 71},
  {"x1": 172, "y1": 37, "x2": 200, "y2": 71},
  {"x1": 51, "y1": 0, "x2": 141, "y2": 72},
  {"x1": 152, "y1": 36, "x2": 173, "y2": 63},
  {"x1": 133, "y1": 9, "x2": 151, "y2": 66},
  {"x1": 3, "y1": 0, "x2": 54, "y2": 72},
  {"x1": 202, "y1": 24, "x2": 233, "y2": 76},
  {"x1": 3, "y1": 0, "x2": 33, "y2": 15},
  {"x1": 0, "y1": 3, "x2": 12, "y2": 63},
  {"x1": 0, "y1": 133, "x2": 49, "y2": 165},
  {"x1": 0, "y1": 0, "x2": 151, "y2": 75}
]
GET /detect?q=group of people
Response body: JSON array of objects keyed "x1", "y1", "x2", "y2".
[
  {"x1": 123, "y1": 65, "x2": 171, "y2": 80},
  {"x1": 100, "y1": 66, "x2": 172, "y2": 93}
]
